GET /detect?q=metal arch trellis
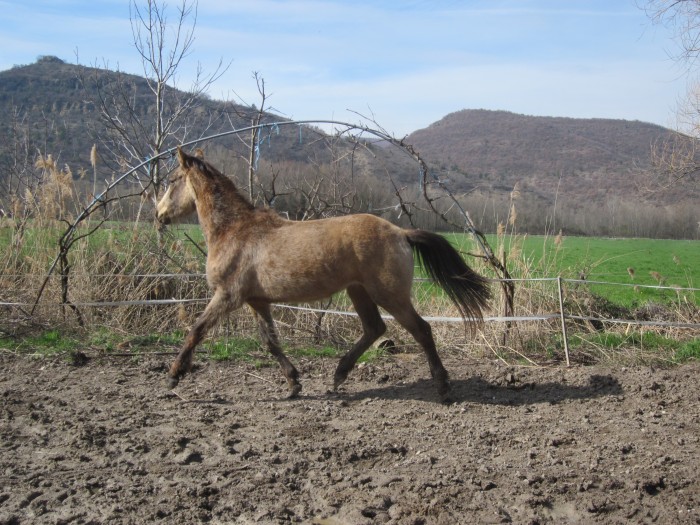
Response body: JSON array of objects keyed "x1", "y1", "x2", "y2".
[{"x1": 32, "y1": 118, "x2": 515, "y2": 329}]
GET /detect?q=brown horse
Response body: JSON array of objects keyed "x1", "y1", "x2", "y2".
[{"x1": 156, "y1": 147, "x2": 490, "y2": 402}]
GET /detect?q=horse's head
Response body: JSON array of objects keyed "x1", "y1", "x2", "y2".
[{"x1": 155, "y1": 147, "x2": 202, "y2": 225}]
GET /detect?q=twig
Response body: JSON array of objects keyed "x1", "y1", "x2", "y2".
[
  {"x1": 504, "y1": 346, "x2": 542, "y2": 367},
  {"x1": 480, "y1": 332, "x2": 510, "y2": 366},
  {"x1": 183, "y1": 231, "x2": 207, "y2": 258},
  {"x1": 171, "y1": 390, "x2": 189, "y2": 402},
  {"x1": 244, "y1": 371, "x2": 275, "y2": 384}
]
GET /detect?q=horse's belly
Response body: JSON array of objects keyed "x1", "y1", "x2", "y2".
[{"x1": 255, "y1": 263, "x2": 356, "y2": 303}]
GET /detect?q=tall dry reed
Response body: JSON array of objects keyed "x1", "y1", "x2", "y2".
[{"x1": 1, "y1": 166, "x2": 696, "y2": 367}]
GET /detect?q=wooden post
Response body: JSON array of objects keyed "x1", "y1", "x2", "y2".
[
  {"x1": 556, "y1": 277, "x2": 570, "y2": 366},
  {"x1": 500, "y1": 249, "x2": 514, "y2": 348}
]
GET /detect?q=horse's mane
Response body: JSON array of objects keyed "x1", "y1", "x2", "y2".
[
  {"x1": 191, "y1": 155, "x2": 254, "y2": 212},
  {"x1": 192, "y1": 156, "x2": 223, "y2": 180}
]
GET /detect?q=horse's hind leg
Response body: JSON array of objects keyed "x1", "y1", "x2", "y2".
[
  {"x1": 169, "y1": 288, "x2": 236, "y2": 388},
  {"x1": 381, "y1": 300, "x2": 452, "y2": 402},
  {"x1": 249, "y1": 302, "x2": 301, "y2": 398},
  {"x1": 333, "y1": 285, "x2": 386, "y2": 391}
]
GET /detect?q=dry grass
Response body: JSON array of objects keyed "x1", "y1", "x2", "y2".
[{"x1": 1, "y1": 163, "x2": 697, "y2": 368}]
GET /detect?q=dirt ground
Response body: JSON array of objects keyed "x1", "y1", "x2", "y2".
[{"x1": 1, "y1": 350, "x2": 698, "y2": 525}]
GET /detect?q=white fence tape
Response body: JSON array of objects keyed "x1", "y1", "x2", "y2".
[
  {"x1": 4, "y1": 273, "x2": 698, "y2": 292},
  {"x1": 1, "y1": 273, "x2": 698, "y2": 332},
  {"x1": 272, "y1": 303, "x2": 563, "y2": 324},
  {"x1": 2, "y1": 296, "x2": 698, "y2": 330}
]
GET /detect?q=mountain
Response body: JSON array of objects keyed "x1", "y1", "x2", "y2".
[
  {"x1": 405, "y1": 109, "x2": 698, "y2": 237},
  {"x1": 0, "y1": 55, "x2": 328, "y2": 170},
  {"x1": 0, "y1": 58, "x2": 697, "y2": 237},
  {"x1": 406, "y1": 109, "x2": 685, "y2": 203},
  {"x1": 0, "y1": 56, "x2": 414, "y2": 222}
]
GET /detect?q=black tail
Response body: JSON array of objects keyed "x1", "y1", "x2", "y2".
[{"x1": 407, "y1": 230, "x2": 491, "y2": 329}]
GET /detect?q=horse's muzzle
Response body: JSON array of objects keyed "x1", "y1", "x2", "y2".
[{"x1": 156, "y1": 212, "x2": 171, "y2": 225}]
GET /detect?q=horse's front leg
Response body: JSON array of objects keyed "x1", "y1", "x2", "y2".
[{"x1": 168, "y1": 289, "x2": 236, "y2": 388}]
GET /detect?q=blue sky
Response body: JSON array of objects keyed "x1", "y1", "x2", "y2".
[{"x1": 0, "y1": 0, "x2": 688, "y2": 136}]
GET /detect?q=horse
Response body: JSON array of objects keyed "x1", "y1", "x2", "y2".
[{"x1": 155, "y1": 147, "x2": 490, "y2": 402}]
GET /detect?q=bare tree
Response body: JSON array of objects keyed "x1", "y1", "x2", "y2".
[
  {"x1": 644, "y1": 0, "x2": 700, "y2": 189},
  {"x1": 33, "y1": 0, "x2": 229, "y2": 318},
  {"x1": 0, "y1": 107, "x2": 33, "y2": 211},
  {"x1": 82, "y1": 0, "x2": 228, "y2": 202},
  {"x1": 226, "y1": 72, "x2": 272, "y2": 203},
  {"x1": 645, "y1": 0, "x2": 700, "y2": 65}
]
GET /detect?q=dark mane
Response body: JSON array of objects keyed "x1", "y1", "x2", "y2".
[{"x1": 193, "y1": 156, "x2": 255, "y2": 213}]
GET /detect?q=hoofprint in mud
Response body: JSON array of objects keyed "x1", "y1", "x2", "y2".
[{"x1": 0, "y1": 352, "x2": 698, "y2": 524}]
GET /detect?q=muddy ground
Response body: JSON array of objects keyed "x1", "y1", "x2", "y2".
[{"x1": 1, "y1": 350, "x2": 698, "y2": 524}]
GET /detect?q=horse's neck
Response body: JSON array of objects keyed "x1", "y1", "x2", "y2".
[{"x1": 193, "y1": 172, "x2": 253, "y2": 241}]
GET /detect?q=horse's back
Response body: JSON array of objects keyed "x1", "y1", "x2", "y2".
[
  {"x1": 248, "y1": 213, "x2": 414, "y2": 302},
  {"x1": 293, "y1": 213, "x2": 411, "y2": 267}
]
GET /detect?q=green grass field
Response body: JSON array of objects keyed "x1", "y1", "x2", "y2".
[
  {"x1": 448, "y1": 234, "x2": 699, "y2": 307},
  {"x1": 1, "y1": 220, "x2": 698, "y2": 308}
]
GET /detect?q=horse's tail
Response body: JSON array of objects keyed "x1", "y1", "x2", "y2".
[{"x1": 406, "y1": 229, "x2": 491, "y2": 330}]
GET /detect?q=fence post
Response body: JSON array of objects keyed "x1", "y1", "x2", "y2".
[{"x1": 556, "y1": 277, "x2": 571, "y2": 366}]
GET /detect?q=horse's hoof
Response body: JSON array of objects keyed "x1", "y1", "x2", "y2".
[
  {"x1": 438, "y1": 382, "x2": 454, "y2": 404},
  {"x1": 440, "y1": 393, "x2": 455, "y2": 405},
  {"x1": 287, "y1": 383, "x2": 302, "y2": 399},
  {"x1": 167, "y1": 375, "x2": 180, "y2": 389},
  {"x1": 330, "y1": 386, "x2": 342, "y2": 398},
  {"x1": 332, "y1": 375, "x2": 347, "y2": 392}
]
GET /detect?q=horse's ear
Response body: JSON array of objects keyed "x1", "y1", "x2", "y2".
[
  {"x1": 193, "y1": 148, "x2": 205, "y2": 160},
  {"x1": 176, "y1": 146, "x2": 190, "y2": 167},
  {"x1": 177, "y1": 146, "x2": 200, "y2": 169}
]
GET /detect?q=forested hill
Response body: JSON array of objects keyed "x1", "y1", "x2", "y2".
[
  {"x1": 405, "y1": 109, "x2": 688, "y2": 204},
  {"x1": 1, "y1": 57, "x2": 697, "y2": 237},
  {"x1": 0, "y1": 56, "x2": 289, "y2": 169},
  {"x1": 0, "y1": 56, "x2": 412, "y2": 190}
]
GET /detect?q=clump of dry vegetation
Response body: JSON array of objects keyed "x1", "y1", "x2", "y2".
[{"x1": 1, "y1": 154, "x2": 697, "y2": 368}]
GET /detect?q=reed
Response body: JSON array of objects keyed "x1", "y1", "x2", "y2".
[{"x1": 1, "y1": 167, "x2": 697, "y2": 368}]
